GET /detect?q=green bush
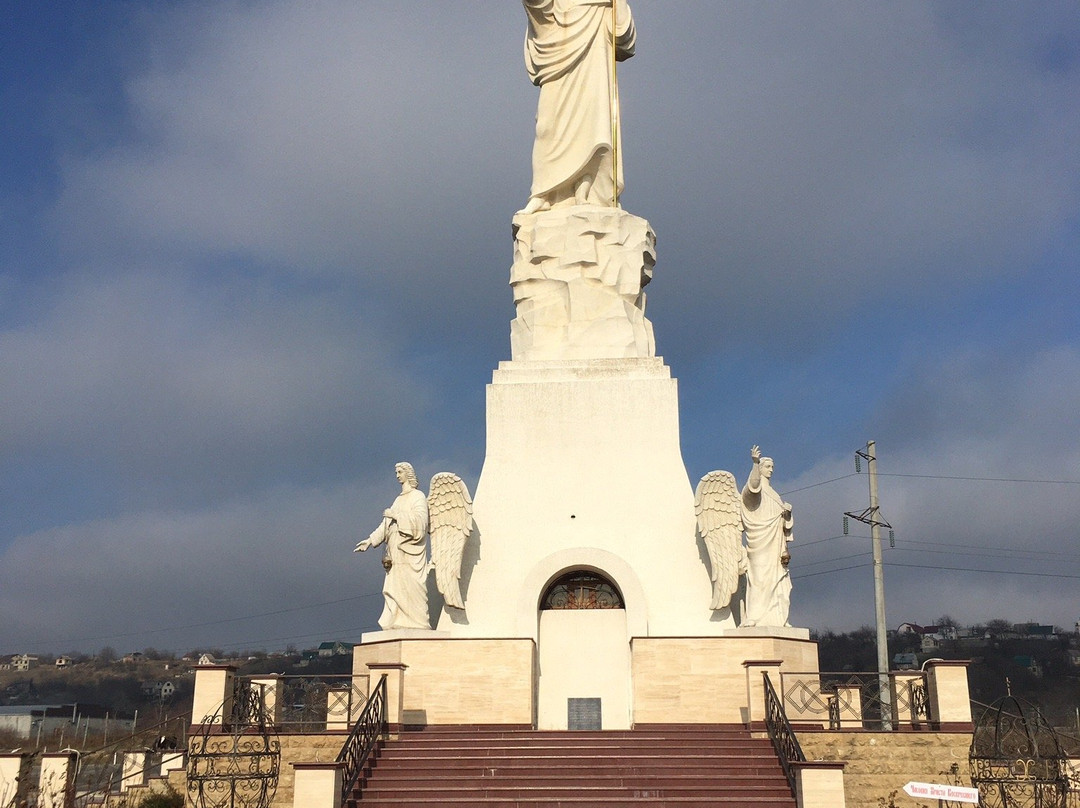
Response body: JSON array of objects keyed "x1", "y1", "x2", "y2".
[{"x1": 137, "y1": 787, "x2": 185, "y2": 808}]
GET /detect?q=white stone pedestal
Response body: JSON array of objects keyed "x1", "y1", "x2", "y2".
[{"x1": 440, "y1": 357, "x2": 727, "y2": 639}]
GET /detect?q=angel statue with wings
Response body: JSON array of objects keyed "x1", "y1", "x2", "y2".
[
  {"x1": 694, "y1": 470, "x2": 748, "y2": 615},
  {"x1": 694, "y1": 446, "x2": 794, "y2": 628},
  {"x1": 354, "y1": 462, "x2": 473, "y2": 630}
]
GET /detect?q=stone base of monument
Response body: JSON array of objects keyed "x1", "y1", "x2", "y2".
[
  {"x1": 349, "y1": 349, "x2": 821, "y2": 730},
  {"x1": 351, "y1": 632, "x2": 820, "y2": 729}
]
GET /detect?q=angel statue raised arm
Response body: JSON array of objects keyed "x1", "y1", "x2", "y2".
[
  {"x1": 354, "y1": 463, "x2": 473, "y2": 630},
  {"x1": 694, "y1": 470, "x2": 748, "y2": 614},
  {"x1": 520, "y1": 0, "x2": 636, "y2": 213},
  {"x1": 741, "y1": 446, "x2": 794, "y2": 628}
]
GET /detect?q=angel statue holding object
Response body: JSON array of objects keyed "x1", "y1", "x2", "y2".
[
  {"x1": 354, "y1": 462, "x2": 473, "y2": 630},
  {"x1": 741, "y1": 446, "x2": 794, "y2": 628},
  {"x1": 694, "y1": 446, "x2": 794, "y2": 628},
  {"x1": 520, "y1": 0, "x2": 636, "y2": 214}
]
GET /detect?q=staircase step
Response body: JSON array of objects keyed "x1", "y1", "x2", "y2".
[
  {"x1": 361, "y1": 784, "x2": 793, "y2": 797},
  {"x1": 349, "y1": 726, "x2": 796, "y2": 807},
  {"x1": 363, "y1": 774, "x2": 786, "y2": 788},
  {"x1": 353, "y1": 799, "x2": 796, "y2": 807}
]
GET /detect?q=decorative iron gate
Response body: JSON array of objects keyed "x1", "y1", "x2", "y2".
[
  {"x1": 188, "y1": 681, "x2": 280, "y2": 808},
  {"x1": 969, "y1": 696, "x2": 1069, "y2": 808}
]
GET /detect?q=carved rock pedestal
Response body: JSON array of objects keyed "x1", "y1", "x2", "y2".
[{"x1": 510, "y1": 207, "x2": 656, "y2": 361}]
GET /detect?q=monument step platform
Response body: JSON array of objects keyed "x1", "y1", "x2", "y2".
[
  {"x1": 372, "y1": 752, "x2": 781, "y2": 768},
  {"x1": 348, "y1": 726, "x2": 796, "y2": 807},
  {"x1": 353, "y1": 798, "x2": 796, "y2": 807},
  {"x1": 363, "y1": 773, "x2": 787, "y2": 789}
]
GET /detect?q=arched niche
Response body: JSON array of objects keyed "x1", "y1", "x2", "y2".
[{"x1": 516, "y1": 548, "x2": 648, "y2": 639}]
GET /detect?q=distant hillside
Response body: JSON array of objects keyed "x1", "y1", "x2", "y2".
[{"x1": 814, "y1": 624, "x2": 1080, "y2": 737}]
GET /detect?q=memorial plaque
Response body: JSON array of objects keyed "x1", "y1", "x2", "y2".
[{"x1": 568, "y1": 698, "x2": 602, "y2": 730}]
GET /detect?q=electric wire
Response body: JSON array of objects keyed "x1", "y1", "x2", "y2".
[
  {"x1": 880, "y1": 473, "x2": 1080, "y2": 485},
  {"x1": 21, "y1": 592, "x2": 384, "y2": 650}
]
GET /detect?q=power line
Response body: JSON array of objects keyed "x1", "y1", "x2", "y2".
[
  {"x1": 197, "y1": 625, "x2": 372, "y2": 652},
  {"x1": 896, "y1": 537, "x2": 1080, "y2": 560},
  {"x1": 780, "y1": 471, "x2": 1080, "y2": 500},
  {"x1": 797, "y1": 552, "x2": 873, "y2": 571},
  {"x1": 799, "y1": 533, "x2": 869, "y2": 548},
  {"x1": 780, "y1": 474, "x2": 858, "y2": 495},
  {"x1": 792, "y1": 562, "x2": 873, "y2": 580},
  {"x1": 25, "y1": 592, "x2": 383, "y2": 649},
  {"x1": 884, "y1": 562, "x2": 1080, "y2": 580},
  {"x1": 881, "y1": 473, "x2": 1080, "y2": 485},
  {"x1": 890, "y1": 545, "x2": 1080, "y2": 563}
]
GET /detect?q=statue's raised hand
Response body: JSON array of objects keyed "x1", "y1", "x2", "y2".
[{"x1": 750, "y1": 445, "x2": 761, "y2": 463}]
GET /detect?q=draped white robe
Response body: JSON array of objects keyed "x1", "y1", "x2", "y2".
[
  {"x1": 523, "y1": 0, "x2": 636, "y2": 207},
  {"x1": 365, "y1": 487, "x2": 430, "y2": 630},
  {"x1": 741, "y1": 478, "x2": 793, "y2": 627}
]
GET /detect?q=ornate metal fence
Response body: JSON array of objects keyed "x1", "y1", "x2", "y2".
[
  {"x1": 277, "y1": 676, "x2": 367, "y2": 732},
  {"x1": 970, "y1": 696, "x2": 1069, "y2": 808},
  {"x1": 780, "y1": 670, "x2": 929, "y2": 731},
  {"x1": 187, "y1": 683, "x2": 279, "y2": 808},
  {"x1": 337, "y1": 675, "x2": 388, "y2": 807},
  {"x1": 763, "y1": 672, "x2": 805, "y2": 797}
]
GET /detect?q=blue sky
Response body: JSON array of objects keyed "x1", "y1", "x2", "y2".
[{"x1": 2, "y1": 1, "x2": 1079, "y2": 655}]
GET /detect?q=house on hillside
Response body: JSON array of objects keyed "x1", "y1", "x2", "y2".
[
  {"x1": 895, "y1": 623, "x2": 957, "y2": 651},
  {"x1": 317, "y1": 641, "x2": 354, "y2": 658},
  {"x1": 1015, "y1": 623, "x2": 1056, "y2": 640},
  {"x1": 55, "y1": 656, "x2": 73, "y2": 669},
  {"x1": 1013, "y1": 655, "x2": 1043, "y2": 677},
  {"x1": 12, "y1": 654, "x2": 38, "y2": 672},
  {"x1": 893, "y1": 652, "x2": 919, "y2": 670},
  {"x1": 142, "y1": 680, "x2": 177, "y2": 699}
]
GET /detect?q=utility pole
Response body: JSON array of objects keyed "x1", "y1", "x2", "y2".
[{"x1": 845, "y1": 440, "x2": 893, "y2": 729}]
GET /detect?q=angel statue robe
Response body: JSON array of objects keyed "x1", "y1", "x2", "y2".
[
  {"x1": 523, "y1": 0, "x2": 636, "y2": 208},
  {"x1": 365, "y1": 488, "x2": 430, "y2": 630},
  {"x1": 741, "y1": 476, "x2": 793, "y2": 627}
]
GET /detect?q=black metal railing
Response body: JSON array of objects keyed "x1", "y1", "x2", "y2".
[
  {"x1": 188, "y1": 692, "x2": 279, "y2": 808},
  {"x1": 763, "y1": 671, "x2": 806, "y2": 797},
  {"x1": 230, "y1": 675, "x2": 368, "y2": 732},
  {"x1": 780, "y1": 671, "x2": 930, "y2": 731},
  {"x1": 337, "y1": 675, "x2": 388, "y2": 806}
]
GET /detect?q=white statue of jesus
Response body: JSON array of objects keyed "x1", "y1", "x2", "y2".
[{"x1": 521, "y1": 0, "x2": 636, "y2": 214}]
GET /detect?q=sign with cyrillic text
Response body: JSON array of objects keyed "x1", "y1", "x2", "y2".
[{"x1": 903, "y1": 781, "x2": 979, "y2": 804}]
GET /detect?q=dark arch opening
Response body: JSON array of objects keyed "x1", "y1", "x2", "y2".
[{"x1": 541, "y1": 570, "x2": 624, "y2": 610}]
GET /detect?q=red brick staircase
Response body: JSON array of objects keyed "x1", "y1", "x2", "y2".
[{"x1": 347, "y1": 725, "x2": 797, "y2": 807}]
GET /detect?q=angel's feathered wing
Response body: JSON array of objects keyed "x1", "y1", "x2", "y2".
[
  {"x1": 428, "y1": 473, "x2": 474, "y2": 610},
  {"x1": 694, "y1": 470, "x2": 746, "y2": 611}
]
